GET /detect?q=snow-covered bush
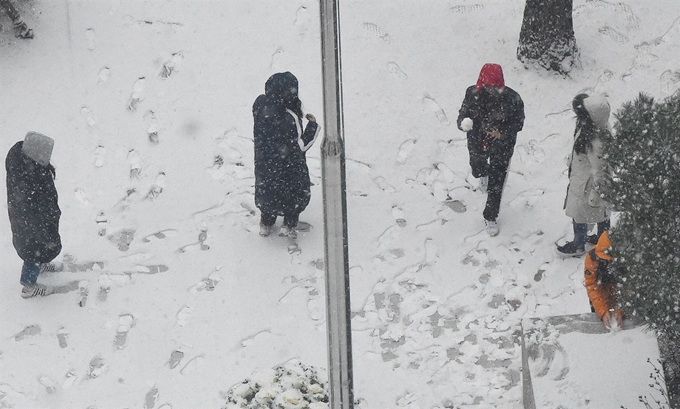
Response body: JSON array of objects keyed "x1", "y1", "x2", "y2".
[
  {"x1": 223, "y1": 359, "x2": 329, "y2": 409},
  {"x1": 603, "y1": 92, "x2": 680, "y2": 331}
]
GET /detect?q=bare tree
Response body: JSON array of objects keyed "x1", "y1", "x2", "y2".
[{"x1": 517, "y1": 0, "x2": 579, "y2": 75}]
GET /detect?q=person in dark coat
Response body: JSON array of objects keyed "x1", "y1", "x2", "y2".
[
  {"x1": 457, "y1": 63, "x2": 525, "y2": 236},
  {"x1": 252, "y1": 72, "x2": 319, "y2": 239},
  {"x1": 6, "y1": 132, "x2": 62, "y2": 298}
]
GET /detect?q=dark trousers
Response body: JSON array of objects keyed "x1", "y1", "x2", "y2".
[
  {"x1": 261, "y1": 212, "x2": 299, "y2": 228},
  {"x1": 573, "y1": 219, "x2": 610, "y2": 247},
  {"x1": 20, "y1": 260, "x2": 40, "y2": 286},
  {"x1": 0, "y1": 0, "x2": 21, "y2": 22},
  {"x1": 468, "y1": 134, "x2": 516, "y2": 221}
]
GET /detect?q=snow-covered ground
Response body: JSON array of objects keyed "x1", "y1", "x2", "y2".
[{"x1": 1, "y1": 0, "x2": 678, "y2": 408}]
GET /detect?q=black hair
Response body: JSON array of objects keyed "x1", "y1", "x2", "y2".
[{"x1": 572, "y1": 93, "x2": 596, "y2": 155}]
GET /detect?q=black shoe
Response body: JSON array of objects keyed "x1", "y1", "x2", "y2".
[
  {"x1": 555, "y1": 241, "x2": 586, "y2": 257},
  {"x1": 13, "y1": 20, "x2": 34, "y2": 39}
]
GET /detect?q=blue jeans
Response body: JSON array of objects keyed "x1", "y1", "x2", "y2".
[
  {"x1": 573, "y1": 219, "x2": 610, "y2": 247},
  {"x1": 20, "y1": 260, "x2": 40, "y2": 286}
]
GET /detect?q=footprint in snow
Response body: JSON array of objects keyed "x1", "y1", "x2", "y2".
[
  {"x1": 98, "y1": 66, "x2": 110, "y2": 83},
  {"x1": 373, "y1": 176, "x2": 396, "y2": 192},
  {"x1": 57, "y1": 327, "x2": 69, "y2": 348},
  {"x1": 78, "y1": 281, "x2": 89, "y2": 307},
  {"x1": 146, "y1": 172, "x2": 167, "y2": 200},
  {"x1": 160, "y1": 51, "x2": 184, "y2": 79},
  {"x1": 38, "y1": 376, "x2": 57, "y2": 394},
  {"x1": 87, "y1": 355, "x2": 106, "y2": 379},
  {"x1": 115, "y1": 314, "x2": 135, "y2": 350},
  {"x1": 85, "y1": 28, "x2": 96, "y2": 50},
  {"x1": 362, "y1": 22, "x2": 390, "y2": 42},
  {"x1": 444, "y1": 199, "x2": 467, "y2": 213},
  {"x1": 109, "y1": 228, "x2": 135, "y2": 251},
  {"x1": 377, "y1": 225, "x2": 400, "y2": 248},
  {"x1": 144, "y1": 385, "x2": 159, "y2": 409},
  {"x1": 144, "y1": 109, "x2": 159, "y2": 143},
  {"x1": 269, "y1": 47, "x2": 284, "y2": 70},
  {"x1": 127, "y1": 77, "x2": 146, "y2": 112},
  {"x1": 14, "y1": 325, "x2": 41, "y2": 341},
  {"x1": 189, "y1": 272, "x2": 221, "y2": 294},
  {"x1": 176, "y1": 305, "x2": 193, "y2": 327},
  {"x1": 168, "y1": 350, "x2": 184, "y2": 369},
  {"x1": 62, "y1": 371, "x2": 78, "y2": 389},
  {"x1": 180, "y1": 355, "x2": 204, "y2": 375},
  {"x1": 660, "y1": 69, "x2": 680, "y2": 94},
  {"x1": 396, "y1": 139, "x2": 417, "y2": 165},
  {"x1": 125, "y1": 264, "x2": 169, "y2": 274},
  {"x1": 387, "y1": 62, "x2": 408, "y2": 79},
  {"x1": 450, "y1": 4, "x2": 484, "y2": 13},
  {"x1": 294, "y1": 6, "x2": 310, "y2": 36},
  {"x1": 74, "y1": 188, "x2": 92, "y2": 206},
  {"x1": 142, "y1": 228, "x2": 179, "y2": 243},
  {"x1": 94, "y1": 145, "x2": 105, "y2": 167},
  {"x1": 81, "y1": 106, "x2": 96, "y2": 127},
  {"x1": 128, "y1": 149, "x2": 142, "y2": 179},
  {"x1": 391, "y1": 205, "x2": 406, "y2": 227},
  {"x1": 599, "y1": 26, "x2": 628, "y2": 43},
  {"x1": 422, "y1": 95, "x2": 449, "y2": 125}
]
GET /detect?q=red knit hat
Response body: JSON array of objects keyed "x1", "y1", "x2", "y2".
[{"x1": 475, "y1": 63, "x2": 505, "y2": 90}]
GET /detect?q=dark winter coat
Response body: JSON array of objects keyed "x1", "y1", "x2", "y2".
[
  {"x1": 456, "y1": 84, "x2": 525, "y2": 148},
  {"x1": 5, "y1": 141, "x2": 62, "y2": 263},
  {"x1": 253, "y1": 72, "x2": 319, "y2": 216}
]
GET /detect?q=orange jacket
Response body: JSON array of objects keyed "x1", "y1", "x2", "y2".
[{"x1": 584, "y1": 231, "x2": 621, "y2": 319}]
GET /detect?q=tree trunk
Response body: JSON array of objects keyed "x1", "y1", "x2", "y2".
[{"x1": 517, "y1": 0, "x2": 579, "y2": 75}]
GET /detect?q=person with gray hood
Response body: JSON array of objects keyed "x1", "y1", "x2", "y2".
[
  {"x1": 556, "y1": 93, "x2": 612, "y2": 257},
  {"x1": 5, "y1": 132, "x2": 63, "y2": 298}
]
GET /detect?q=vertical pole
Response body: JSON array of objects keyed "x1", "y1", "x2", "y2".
[{"x1": 319, "y1": 0, "x2": 354, "y2": 408}]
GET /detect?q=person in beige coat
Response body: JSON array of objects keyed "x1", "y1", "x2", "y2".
[{"x1": 556, "y1": 93, "x2": 612, "y2": 257}]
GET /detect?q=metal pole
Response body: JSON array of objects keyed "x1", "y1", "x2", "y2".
[{"x1": 319, "y1": 0, "x2": 354, "y2": 408}]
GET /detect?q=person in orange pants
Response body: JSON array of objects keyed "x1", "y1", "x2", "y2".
[{"x1": 584, "y1": 231, "x2": 623, "y2": 329}]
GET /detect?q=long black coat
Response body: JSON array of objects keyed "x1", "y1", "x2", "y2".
[
  {"x1": 253, "y1": 90, "x2": 318, "y2": 217},
  {"x1": 6, "y1": 141, "x2": 62, "y2": 263}
]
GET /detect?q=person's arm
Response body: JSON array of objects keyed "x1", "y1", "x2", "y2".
[
  {"x1": 500, "y1": 91, "x2": 525, "y2": 136},
  {"x1": 457, "y1": 86, "x2": 477, "y2": 132},
  {"x1": 299, "y1": 114, "x2": 320, "y2": 152}
]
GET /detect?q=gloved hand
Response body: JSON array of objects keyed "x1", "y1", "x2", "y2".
[{"x1": 460, "y1": 117, "x2": 474, "y2": 132}]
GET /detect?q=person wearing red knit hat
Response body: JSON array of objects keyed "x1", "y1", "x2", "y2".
[{"x1": 457, "y1": 63, "x2": 525, "y2": 236}]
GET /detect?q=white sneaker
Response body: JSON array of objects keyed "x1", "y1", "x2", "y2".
[
  {"x1": 279, "y1": 225, "x2": 298, "y2": 239},
  {"x1": 40, "y1": 262, "x2": 64, "y2": 273},
  {"x1": 479, "y1": 176, "x2": 489, "y2": 193},
  {"x1": 21, "y1": 283, "x2": 54, "y2": 299},
  {"x1": 259, "y1": 223, "x2": 273, "y2": 237},
  {"x1": 485, "y1": 219, "x2": 499, "y2": 236}
]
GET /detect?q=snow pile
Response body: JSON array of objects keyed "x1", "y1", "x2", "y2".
[{"x1": 223, "y1": 359, "x2": 328, "y2": 409}]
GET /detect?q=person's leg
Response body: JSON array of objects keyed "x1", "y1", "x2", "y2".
[
  {"x1": 259, "y1": 212, "x2": 277, "y2": 236},
  {"x1": 572, "y1": 220, "x2": 588, "y2": 249},
  {"x1": 260, "y1": 213, "x2": 277, "y2": 227},
  {"x1": 0, "y1": 0, "x2": 21, "y2": 21},
  {"x1": 482, "y1": 141, "x2": 515, "y2": 221},
  {"x1": 20, "y1": 260, "x2": 40, "y2": 286},
  {"x1": 283, "y1": 213, "x2": 299, "y2": 228},
  {"x1": 467, "y1": 134, "x2": 489, "y2": 179},
  {"x1": 597, "y1": 219, "x2": 610, "y2": 236}
]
